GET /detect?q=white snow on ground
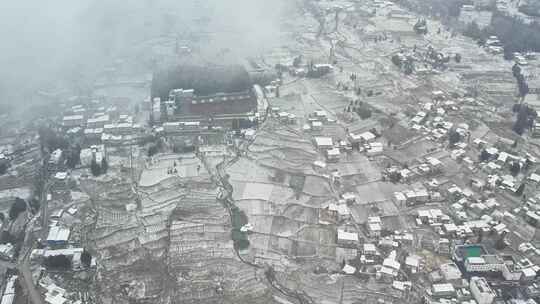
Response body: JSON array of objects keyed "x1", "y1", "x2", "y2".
[
  {"x1": 240, "y1": 183, "x2": 275, "y2": 201},
  {"x1": 0, "y1": 187, "x2": 31, "y2": 200},
  {"x1": 139, "y1": 153, "x2": 207, "y2": 187}
]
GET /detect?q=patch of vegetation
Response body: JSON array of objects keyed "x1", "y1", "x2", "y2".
[
  {"x1": 231, "y1": 206, "x2": 249, "y2": 250},
  {"x1": 9, "y1": 198, "x2": 26, "y2": 221},
  {"x1": 44, "y1": 255, "x2": 71, "y2": 270},
  {"x1": 90, "y1": 158, "x2": 108, "y2": 177},
  {"x1": 464, "y1": 12, "x2": 540, "y2": 57},
  {"x1": 512, "y1": 103, "x2": 536, "y2": 135},
  {"x1": 81, "y1": 250, "x2": 92, "y2": 268}
]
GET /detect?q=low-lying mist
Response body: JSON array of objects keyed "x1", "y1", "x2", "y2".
[{"x1": 0, "y1": 0, "x2": 292, "y2": 108}]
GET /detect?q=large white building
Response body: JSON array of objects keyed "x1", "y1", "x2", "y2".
[
  {"x1": 470, "y1": 276, "x2": 496, "y2": 304},
  {"x1": 62, "y1": 115, "x2": 85, "y2": 127},
  {"x1": 465, "y1": 255, "x2": 504, "y2": 272},
  {"x1": 1, "y1": 275, "x2": 17, "y2": 304}
]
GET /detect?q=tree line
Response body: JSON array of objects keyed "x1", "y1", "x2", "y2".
[
  {"x1": 151, "y1": 65, "x2": 253, "y2": 101},
  {"x1": 464, "y1": 11, "x2": 540, "y2": 58},
  {"x1": 399, "y1": 0, "x2": 474, "y2": 23}
]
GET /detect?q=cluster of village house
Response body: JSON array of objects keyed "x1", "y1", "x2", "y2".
[
  {"x1": 62, "y1": 103, "x2": 143, "y2": 145},
  {"x1": 0, "y1": 101, "x2": 122, "y2": 304},
  {"x1": 291, "y1": 81, "x2": 540, "y2": 304},
  {"x1": 323, "y1": 187, "x2": 540, "y2": 304}
]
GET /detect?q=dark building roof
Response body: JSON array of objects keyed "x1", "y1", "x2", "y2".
[{"x1": 151, "y1": 65, "x2": 252, "y2": 101}]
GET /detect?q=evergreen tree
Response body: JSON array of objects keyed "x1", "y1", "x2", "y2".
[
  {"x1": 90, "y1": 159, "x2": 101, "y2": 177},
  {"x1": 510, "y1": 161, "x2": 521, "y2": 176},
  {"x1": 512, "y1": 63, "x2": 522, "y2": 78},
  {"x1": 101, "y1": 158, "x2": 108, "y2": 174},
  {"x1": 517, "y1": 74, "x2": 530, "y2": 97},
  {"x1": 81, "y1": 250, "x2": 92, "y2": 268},
  {"x1": 66, "y1": 145, "x2": 81, "y2": 169},
  {"x1": 148, "y1": 145, "x2": 159, "y2": 157},
  {"x1": 391, "y1": 55, "x2": 402, "y2": 67}
]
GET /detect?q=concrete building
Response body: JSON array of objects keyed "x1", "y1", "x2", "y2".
[
  {"x1": 362, "y1": 243, "x2": 378, "y2": 256},
  {"x1": 47, "y1": 226, "x2": 70, "y2": 246},
  {"x1": 42, "y1": 283, "x2": 69, "y2": 304},
  {"x1": 432, "y1": 283, "x2": 456, "y2": 298},
  {"x1": 464, "y1": 255, "x2": 505, "y2": 273},
  {"x1": 405, "y1": 255, "x2": 421, "y2": 273},
  {"x1": 522, "y1": 267, "x2": 537, "y2": 282},
  {"x1": 337, "y1": 229, "x2": 358, "y2": 247},
  {"x1": 470, "y1": 277, "x2": 496, "y2": 304}
]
